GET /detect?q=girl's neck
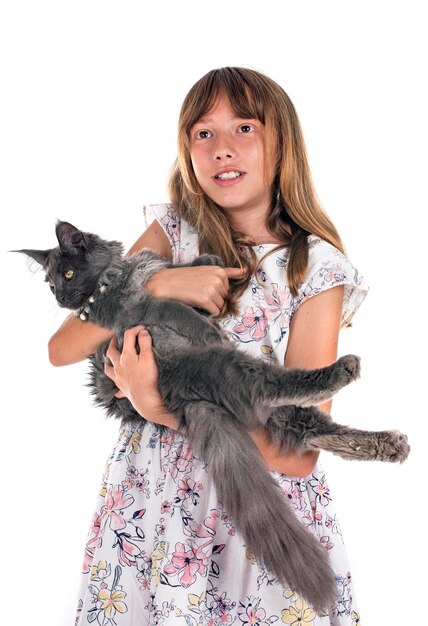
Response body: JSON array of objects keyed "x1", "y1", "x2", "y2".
[{"x1": 224, "y1": 205, "x2": 283, "y2": 245}]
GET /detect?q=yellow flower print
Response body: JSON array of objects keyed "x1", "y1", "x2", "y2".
[
  {"x1": 282, "y1": 598, "x2": 316, "y2": 625},
  {"x1": 187, "y1": 591, "x2": 207, "y2": 613},
  {"x1": 98, "y1": 588, "x2": 128, "y2": 619},
  {"x1": 126, "y1": 432, "x2": 142, "y2": 455},
  {"x1": 351, "y1": 611, "x2": 361, "y2": 625},
  {"x1": 151, "y1": 540, "x2": 167, "y2": 589},
  {"x1": 245, "y1": 548, "x2": 257, "y2": 565},
  {"x1": 90, "y1": 560, "x2": 111, "y2": 581},
  {"x1": 282, "y1": 586, "x2": 298, "y2": 603}
]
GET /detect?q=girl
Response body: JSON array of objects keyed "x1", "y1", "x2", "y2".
[{"x1": 49, "y1": 67, "x2": 368, "y2": 625}]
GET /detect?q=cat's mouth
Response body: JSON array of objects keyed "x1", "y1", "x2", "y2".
[{"x1": 57, "y1": 293, "x2": 89, "y2": 309}]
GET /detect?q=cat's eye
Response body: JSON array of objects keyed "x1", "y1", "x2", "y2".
[{"x1": 64, "y1": 269, "x2": 74, "y2": 280}]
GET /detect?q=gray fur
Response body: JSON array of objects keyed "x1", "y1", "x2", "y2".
[{"x1": 18, "y1": 220, "x2": 410, "y2": 614}]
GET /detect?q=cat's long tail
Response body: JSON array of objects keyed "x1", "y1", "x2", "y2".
[{"x1": 184, "y1": 401, "x2": 337, "y2": 615}]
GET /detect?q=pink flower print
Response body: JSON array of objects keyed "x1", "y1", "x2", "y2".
[
  {"x1": 302, "y1": 502, "x2": 322, "y2": 527},
  {"x1": 104, "y1": 484, "x2": 135, "y2": 531},
  {"x1": 324, "y1": 263, "x2": 345, "y2": 284},
  {"x1": 233, "y1": 306, "x2": 269, "y2": 341},
  {"x1": 163, "y1": 542, "x2": 207, "y2": 587},
  {"x1": 263, "y1": 283, "x2": 292, "y2": 326},
  {"x1": 238, "y1": 596, "x2": 269, "y2": 626},
  {"x1": 161, "y1": 429, "x2": 175, "y2": 456},
  {"x1": 308, "y1": 475, "x2": 331, "y2": 507},
  {"x1": 320, "y1": 535, "x2": 334, "y2": 551},
  {"x1": 177, "y1": 476, "x2": 202, "y2": 505},
  {"x1": 283, "y1": 483, "x2": 305, "y2": 511},
  {"x1": 302, "y1": 510, "x2": 315, "y2": 528},
  {"x1": 161, "y1": 500, "x2": 172, "y2": 514},
  {"x1": 169, "y1": 444, "x2": 194, "y2": 479},
  {"x1": 187, "y1": 509, "x2": 220, "y2": 539},
  {"x1": 213, "y1": 591, "x2": 234, "y2": 621},
  {"x1": 82, "y1": 510, "x2": 104, "y2": 573},
  {"x1": 122, "y1": 477, "x2": 134, "y2": 490},
  {"x1": 82, "y1": 547, "x2": 95, "y2": 575},
  {"x1": 113, "y1": 532, "x2": 144, "y2": 567}
]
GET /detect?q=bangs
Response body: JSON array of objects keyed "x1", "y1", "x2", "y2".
[{"x1": 180, "y1": 68, "x2": 267, "y2": 138}]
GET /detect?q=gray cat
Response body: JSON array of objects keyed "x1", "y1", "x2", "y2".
[{"x1": 18, "y1": 220, "x2": 410, "y2": 613}]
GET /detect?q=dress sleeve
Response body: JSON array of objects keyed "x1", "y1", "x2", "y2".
[
  {"x1": 143, "y1": 204, "x2": 199, "y2": 264},
  {"x1": 291, "y1": 236, "x2": 369, "y2": 328},
  {"x1": 143, "y1": 203, "x2": 181, "y2": 260}
]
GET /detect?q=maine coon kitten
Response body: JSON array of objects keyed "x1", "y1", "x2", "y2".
[{"x1": 18, "y1": 221, "x2": 410, "y2": 613}]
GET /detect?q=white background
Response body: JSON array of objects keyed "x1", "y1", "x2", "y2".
[{"x1": 0, "y1": 1, "x2": 426, "y2": 625}]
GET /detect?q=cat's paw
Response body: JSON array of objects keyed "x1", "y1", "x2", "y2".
[
  {"x1": 330, "y1": 355, "x2": 361, "y2": 388},
  {"x1": 191, "y1": 254, "x2": 224, "y2": 267},
  {"x1": 377, "y1": 430, "x2": 410, "y2": 463}
]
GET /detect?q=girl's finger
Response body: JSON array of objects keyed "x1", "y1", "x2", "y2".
[
  {"x1": 104, "y1": 360, "x2": 114, "y2": 379},
  {"x1": 105, "y1": 335, "x2": 120, "y2": 364},
  {"x1": 123, "y1": 325, "x2": 146, "y2": 353},
  {"x1": 137, "y1": 327, "x2": 154, "y2": 356},
  {"x1": 224, "y1": 267, "x2": 248, "y2": 279}
]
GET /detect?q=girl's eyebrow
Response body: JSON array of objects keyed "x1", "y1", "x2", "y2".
[{"x1": 194, "y1": 115, "x2": 258, "y2": 125}]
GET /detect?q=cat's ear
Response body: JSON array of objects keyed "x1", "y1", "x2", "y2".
[
  {"x1": 15, "y1": 248, "x2": 52, "y2": 268},
  {"x1": 56, "y1": 220, "x2": 88, "y2": 253}
]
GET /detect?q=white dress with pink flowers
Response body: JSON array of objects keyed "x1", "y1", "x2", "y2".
[{"x1": 75, "y1": 204, "x2": 368, "y2": 626}]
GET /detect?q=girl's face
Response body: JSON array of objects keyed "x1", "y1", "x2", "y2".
[{"x1": 189, "y1": 95, "x2": 273, "y2": 221}]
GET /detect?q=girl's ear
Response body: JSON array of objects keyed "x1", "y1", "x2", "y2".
[
  {"x1": 14, "y1": 248, "x2": 52, "y2": 268},
  {"x1": 55, "y1": 220, "x2": 88, "y2": 252}
]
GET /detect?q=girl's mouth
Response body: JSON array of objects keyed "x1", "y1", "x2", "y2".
[
  {"x1": 213, "y1": 171, "x2": 245, "y2": 185},
  {"x1": 214, "y1": 170, "x2": 243, "y2": 180}
]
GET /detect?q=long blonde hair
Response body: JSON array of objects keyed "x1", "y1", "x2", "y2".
[{"x1": 168, "y1": 67, "x2": 345, "y2": 316}]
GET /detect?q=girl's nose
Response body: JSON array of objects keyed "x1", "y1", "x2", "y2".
[
  {"x1": 213, "y1": 134, "x2": 236, "y2": 160},
  {"x1": 215, "y1": 150, "x2": 233, "y2": 160}
]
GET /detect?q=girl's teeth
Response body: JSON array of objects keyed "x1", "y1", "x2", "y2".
[{"x1": 217, "y1": 171, "x2": 241, "y2": 180}]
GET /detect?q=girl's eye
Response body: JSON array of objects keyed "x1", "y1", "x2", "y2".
[
  {"x1": 64, "y1": 269, "x2": 74, "y2": 280},
  {"x1": 238, "y1": 124, "x2": 254, "y2": 133},
  {"x1": 195, "y1": 129, "x2": 212, "y2": 140}
]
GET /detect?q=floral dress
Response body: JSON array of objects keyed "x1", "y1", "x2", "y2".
[{"x1": 75, "y1": 204, "x2": 368, "y2": 626}]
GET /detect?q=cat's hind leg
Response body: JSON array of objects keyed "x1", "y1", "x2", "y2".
[
  {"x1": 163, "y1": 348, "x2": 361, "y2": 429},
  {"x1": 309, "y1": 428, "x2": 410, "y2": 462},
  {"x1": 266, "y1": 354, "x2": 361, "y2": 408},
  {"x1": 266, "y1": 405, "x2": 410, "y2": 463}
]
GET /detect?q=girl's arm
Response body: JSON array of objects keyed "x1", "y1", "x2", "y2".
[{"x1": 249, "y1": 284, "x2": 344, "y2": 476}]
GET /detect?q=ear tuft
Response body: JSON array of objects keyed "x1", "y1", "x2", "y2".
[{"x1": 13, "y1": 248, "x2": 52, "y2": 267}]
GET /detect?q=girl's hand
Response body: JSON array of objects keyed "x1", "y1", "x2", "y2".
[
  {"x1": 146, "y1": 266, "x2": 246, "y2": 316},
  {"x1": 104, "y1": 325, "x2": 179, "y2": 429}
]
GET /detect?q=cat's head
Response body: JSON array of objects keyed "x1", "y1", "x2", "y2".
[{"x1": 17, "y1": 220, "x2": 124, "y2": 310}]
